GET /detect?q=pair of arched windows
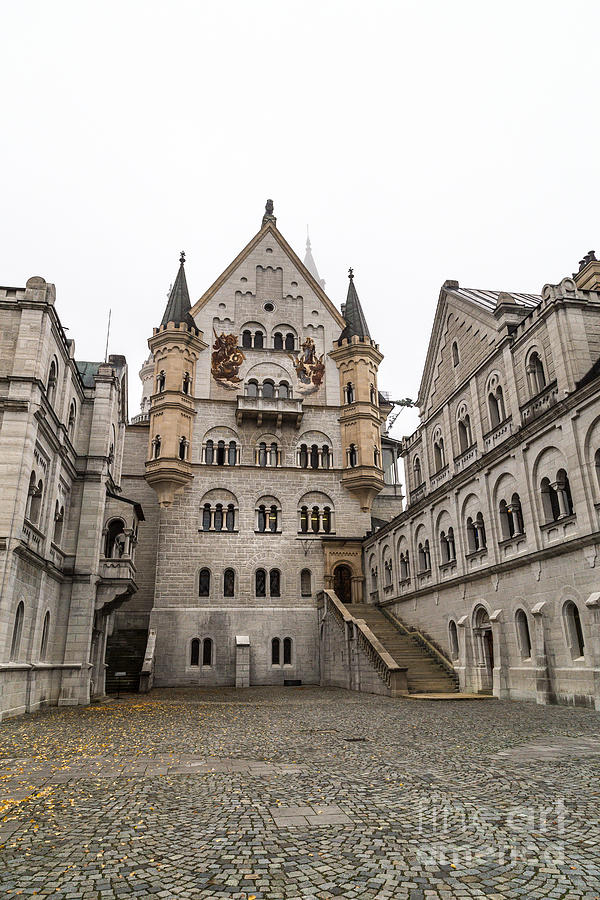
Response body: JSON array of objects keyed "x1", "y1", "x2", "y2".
[
  {"x1": 198, "y1": 568, "x2": 236, "y2": 597},
  {"x1": 383, "y1": 559, "x2": 393, "y2": 587},
  {"x1": 271, "y1": 637, "x2": 293, "y2": 666},
  {"x1": 273, "y1": 332, "x2": 295, "y2": 351},
  {"x1": 26, "y1": 472, "x2": 44, "y2": 525},
  {"x1": 440, "y1": 527, "x2": 456, "y2": 564},
  {"x1": 526, "y1": 351, "x2": 546, "y2": 397},
  {"x1": 202, "y1": 504, "x2": 236, "y2": 532},
  {"x1": 413, "y1": 457, "x2": 423, "y2": 487},
  {"x1": 190, "y1": 637, "x2": 213, "y2": 667},
  {"x1": 204, "y1": 439, "x2": 238, "y2": 466},
  {"x1": 541, "y1": 469, "x2": 574, "y2": 523},
  {"x1": 466, "y1": 513, "x2": 487, "y2": 553},
  {"x1": 417, "y1": 540, "x2": 431, "y2": 573},
  {"x1": 299, "y1": 505, "x2": 331, "y2": 534},
  {"x1": 257, "y1": 504, "x2": 280, "y2": 533},
  {"x1": 457, "y1": 405, "x2": 472, "y2": 453},
  {"x1": 298, "y1": 444, "x2": 331, "y2": 469},
  {"x1": 433, "y1": 431, "x2": 446, "y2": 472},
  {"x1": 499, "y1": 494, "x2": 524, "y2": 539},
  {"x1": 399, "y1": 551, "x2": 410, "y2": 581},
  {"x1": 242, "y1": 329, "x2": 264, "y2": 349},
  {"x1": 256, "y1": 568, "x2": 280, "y2": 597}
]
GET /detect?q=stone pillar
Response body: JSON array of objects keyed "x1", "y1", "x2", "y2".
[
  {"x1": 235, "y1": 635, "x2": 250, "y2": 688},
  {"x1": 531, "y1": 601, "x2": 553, "y2": 706}
]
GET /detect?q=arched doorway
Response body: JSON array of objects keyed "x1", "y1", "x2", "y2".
[
  {"x1": 333, "y1": 564, "x2": 353, "y2": 605},
  {"x1": 473, "y1": 606, "x2": 494, "y2": 693}
]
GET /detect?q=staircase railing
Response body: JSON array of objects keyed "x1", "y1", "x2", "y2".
[
  {"x1": 139, "y1": 628, "x2": 156, "y2": 693},
  {"x1": 319, "y1": 591, "x2": 408, "y2": 697},
  {"x1": 378, "y1": 606, "x2": 457, "y2": 677}
]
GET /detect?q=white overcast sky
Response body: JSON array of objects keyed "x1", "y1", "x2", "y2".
[{"x1": 2, "y1": 0, "x2": 599, "y2": 437}]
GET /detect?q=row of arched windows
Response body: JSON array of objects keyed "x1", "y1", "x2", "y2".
[
  {"x1": 199, "y1": 440, "x2": 334, "y2": 468},
  {"x1": 299, "y1": 506, "x2": 332, "y2": 534},
  {"x1": 246, "y1": 379, "x2": 291, "y2": 399},
  {"x1": 451, "y1": 342, "x2": 547, "y2": 401},
  {"x1": 199, "y1": 497, "x2": 336, "y2": 535},
  {"x1": 241, "y1": 330, "x2": 296, "y2": 350},
  {"x1": 197, "y1": 567, "x2": 313, "y2": 598}
]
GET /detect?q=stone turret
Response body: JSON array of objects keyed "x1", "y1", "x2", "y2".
[
  {"x1": 145, "y1": 252, "x2": 207, "y2": 507},
  {"x1": 330, "y1": 269, "x2": 384, "y2": 512}
]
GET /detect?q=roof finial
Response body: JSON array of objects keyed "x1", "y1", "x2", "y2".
[
  {"x1": 262, "y1": 199, "x2": 277, "y2": 226},
  {"x1": 179, "y1": 250, "x2": 186, "y2": 265},
  {"x1": 348, "y1": 267, "x2": 354, "y2": 280}
]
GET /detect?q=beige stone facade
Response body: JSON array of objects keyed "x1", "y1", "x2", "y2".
[{"x1": 364, "y1": 265, "x2": 600, "y2": 709}]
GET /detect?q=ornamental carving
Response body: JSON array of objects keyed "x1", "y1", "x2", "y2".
[
  {"x1": 211, "y1": 330, "x2": 245, "y2": 390},
  {"x1": 288, "y1": 337, "x2": 325, "y2": 395}
]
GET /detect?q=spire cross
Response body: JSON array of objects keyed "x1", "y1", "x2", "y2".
[
  {"x1": 348, "y1": 267, "x2": 354, "y2": 280},
  {"x1": 180, "y1": 251, "x2": 186, "y2": 265}
]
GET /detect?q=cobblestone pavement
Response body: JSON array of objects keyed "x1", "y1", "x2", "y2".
[{"x1": 0, "y1": 687, "x2": 599, "y2": 899}]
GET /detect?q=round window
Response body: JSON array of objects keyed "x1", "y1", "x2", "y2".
[{"x1": 263, "y1": 302, "x2": 275, "y2": 312}]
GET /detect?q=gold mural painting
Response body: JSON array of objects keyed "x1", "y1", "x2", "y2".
[
  {"x1": 211, "y1": 331, "x2": 245, "y2": 389},
  {"x1": 288, "y1": 336, "x2": 325, "y2": 395}
]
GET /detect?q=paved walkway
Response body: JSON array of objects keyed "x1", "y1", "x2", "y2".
[{"x1": 0, "y1": 686, "x2": 599, "y2": 899}]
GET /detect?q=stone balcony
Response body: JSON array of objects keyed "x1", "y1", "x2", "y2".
[
  {"x1": 409, "y1": 482, "x2": 426, "y2": 505},
  {"x1": 236, "y1": 395, "x2": 303, "y2": 428},
  {"x1": 21, "y1": 519, "x2": 44, "y2": 555},
  {"x1": 96, "y1": 557, "x2": 138, "y2": 612},
  {"x1": 484, "y1": 417, "x2": 513, "y2": 452},
  {"x1": 520, "y1": 381, "x2": 559, "y2": 426},
  {"x1": 430, "y1": 465, "x2": 450, "y2": 492},
  {"x1": 454, "y1": 444, "x2": 478, "y2": 474}
]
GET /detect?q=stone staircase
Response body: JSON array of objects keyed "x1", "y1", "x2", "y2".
[
  {"x1": 349, "y1": 604, "x2": 459, "y2": 694},
  {"x1": 105, "y1": 629, "x2": 148, "y2": 693}
]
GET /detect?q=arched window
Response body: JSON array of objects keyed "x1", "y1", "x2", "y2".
[
  {"x1": 448, "y1": 620, "x2": 459, "y2": 659},
  {"x1": 440, "y1": 528, "x2": 455, "y2": 564},
  {"x1": 105, "y1": 519, "x2": 126, "y2": 558},
  {"x1": 182, "y1": 371, "x2": 192, "y2": 395},
  {"x1": 190, "y1": 638, "x2": 200, "y2": 666},
  {"x1": 246, "y1": 379, "x2": 258, "y2": 398},
  {"x1": 322, "y1": 445, "x2": 330, "y2": 468},
  {"x1": 300, "y1": 569, "x2": 312, "y2": 597},
  {"x1": 595, "y1": 448, "x2": 600, "y2": 490},
  {"x1": 156, "y1": 370, "x2": 165, "y2": 392},
  {"x1": 270, "y1": 568, "x2": 281, "y2": 597},
  {"x1": 346, "y1": 382, "x2": 354, "y2": 404},
  {"x1": 311, "y1": 506, "x2": 320, "y2": 533},
  {"x1": 348, "y1": 444, "x2": 357, "y2": 467},
  {"x1": 564, "y1": 601, "x2": 585, "y2": 658},
  {"x1": 489, "y1": 385, "x2": 506, "y2": 428},
  {"x1": 515, "y1": 609, "x2": 532, "y2": 660},
  {"x1": 29, "y1": 475, "x2": 43, "y2": 525},
  {"x1": 466, "y1": 514, "x2": 486, "y2": 552},
  {"x1": 413, "y1": 456, "x2": 422, "y2": 485},
  {"x1": 310, "y1": 444, "x2": 319, "y2": 469},
  {"x1": 228, "y1": 441, "x2": 237, "y2": 466},
  {"x1": 300, "y1": 506, "x2": 309, "y2": 533},
  {"x1": 254, "y1": 331, "x2": 264, "y2": 349},
  {"x1": 457, "y1": 404, "x2": 472, "y2": 453},
  {"x1": 278, "y1": 381, "x2": 289, "y2": 399},
  {"x1": 270, "y1": 442, "x2": 279, "y2": 467},
  {"x1": 226, "y1": 504, "x2": 235, "y2": 531},
  {"x1": 153, "y1": 435, "x2": 161, "y2": 459},
  {"x1": 271, "y1": 637, "x2": 280, "y2": 665},
  {"x1": 255, "y1": 568, "x2": 266, "y2": 597},
  {"x1": 258, "y1": 442, "x2": 267, "y2": 467},
  {"x1": 299, "y1": 444, "x2": 308, "y2": 468},
  {"x1": 10, "y1": 602, "x2": 24, "y2": 661},
  {"x1": 370, "y1": 384, "x2": 376, "y2": 404},
  {"x1": 527, "y1": 351, "x2": 546, "y2": 396},
  {"x1": 433, "y1": 430, "x2": 446, "y2": 471},
  {"x1": 257, "y1": 505, "x2": 267, "y2": 532},
  {"x1": 284, "y1": 333, "x2": 295, "y2": 351},
  {"x1": 262, "y1": 380, "x2": 274, "y2": 398},
  {"x1": 199, "y1": 568, "x2": 210, "y2": 597},
  {"x1": 205, "y1": 439, "x2": 214, "y2": 464},
  {"x1": 269, "y1": 505, "x2": 279, "y2": 533},
  {"x1": 556, "y1": 469, "x2": 574, "y2": 517},
  {"x1": 322, "y1": 506, "x2": 331, "y2": 534},
  {"x1": 384, "y1": 559, "x2": 393, "y2": 587},
  {"x1": 40, "y1": 611, "x2": 50, "y2": 661},
  {"x1": 452, "y1": 341, "x2": 460, "y2": 367},
  {"x1": 283, "y1": 637, "x2": 292, "y2": 665},
  {"x1": 400, "y1": 551, "x2": 410, "y2": 580},
  {"x1": 373, "y1": 446, "x2": 380, "y2": 467},
  {"x1": 47, "y1": 359, "x2": 58, "y2": 405},
  {"x1": 53, "y1": 502, "x2": 64, "y2": 545},
  {"x1": 242, "y1": 330, "x2": 252, "y2": 349},
  {"x1": 202, "y1": 504, "x2": 211, "y2": 531},
  {"x1": 179, "y1": 436, "x2": 188, "y2": 461},
  {"x1": 541, "y1": 477, "x2": 561, "y2": 523},
  {"x1": 202, "y1": 638, "x2": 213, "y2": 666},
  {"x1": 216, "y1": 440, "x2": 226, "y2": 466},
  {"x1": 213, "y1": 504, "x2": 223, "y2": 532},
  {"x1": 418, "y1": 540, "x2": 431, "y2": 573},
  {"x1": 68, "y1": 401, "x2": 76, "y2": 439},
  {"x1": 274, "y1": 332, "x2": 283, "y2": 350}
]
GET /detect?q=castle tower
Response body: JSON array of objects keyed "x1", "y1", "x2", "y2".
[
  {"x1": 145, "y1": 252, "x2": 207, "y2": 507},
  {"x1": 330, "y1": 269, "x2": 385, "y2": 512}
]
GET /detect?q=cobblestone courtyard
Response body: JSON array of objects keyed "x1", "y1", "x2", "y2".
[{"x1": 0, "y1": 687, "x2": 599, "y2": 899}]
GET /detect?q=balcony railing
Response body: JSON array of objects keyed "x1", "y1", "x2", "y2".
[
  {"x1": 483, "y1": 417, "x2": 513, "y2": 452},
  {"x1": 236, "y1": 395, "x2": 303, "y2": 427},
  {"x1": 520, "y1": 381, "x2": 558, "y2": 426},
  {"x1": 21, "y1": 519, "x2": 44, "y2": 554},
  {"x1": 454, "y1": 444, "x2": 478, "y2": 474},
  {"x1": 409, "y1": 482, "x2": 427, "y2": 505},
  {"x1": 430, "y1": 465, "x2": 450, "y2": 491}
]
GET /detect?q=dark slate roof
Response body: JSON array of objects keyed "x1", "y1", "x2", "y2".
[
  {"x1": 576, "y1": 354, "x2": 600, "y2": 389},
  {"x1": 447, "y1": 286, "x2": 541, "y2": 312},
  {"x1": 340, "y1": 272, "x2": 371, "y2": 341},
  {"x1": 160, "y1": 253, "x2": 196, "y2": 329},
  {"x1": 76, "y1": 360, "x2": 101, "y2": 387}
]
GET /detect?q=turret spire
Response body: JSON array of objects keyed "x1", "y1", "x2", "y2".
[
  {"x1": 160, "y1": 251, "x2": 196, "y2": 329},
  {"x1": 340, "y1": 268, "x2": 371, "y2": 341},
  {"x1": 303, "y1": 226, "x2": 326, "y2": 288}
]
